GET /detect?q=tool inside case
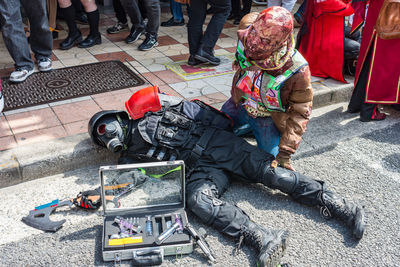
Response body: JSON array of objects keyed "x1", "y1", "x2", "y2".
[{"x1": 100, "y1": 161, "x2": 191, "y2": 251}]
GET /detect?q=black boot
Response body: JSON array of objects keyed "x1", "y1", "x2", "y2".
[
  {"x1": 319, "y1": 191, "x2": 366, "y2": 239},
  {"x1": 79, "y1": 9, "x2": 101, "y2": 48},
  {"x1": 239, "y1": 221, "x2": 288, "y2": 267},
  {"x1": 60, "y1": 5, "x2": 82, "y2": 50}
]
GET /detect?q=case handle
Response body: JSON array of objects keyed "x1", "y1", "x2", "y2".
[{"x1": 132, "y1": 248, "x2": 163, "y2": 266}]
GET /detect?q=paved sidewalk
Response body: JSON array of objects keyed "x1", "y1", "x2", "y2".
[
  {"x1": 0, "y1": 4, "x2": 354, "y2": 153},
  {"x1": 0, "y1": 4, "x2": 357, "y2": 187}
]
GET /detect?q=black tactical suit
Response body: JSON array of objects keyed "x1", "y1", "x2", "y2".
[{"x1": 105, "y1": 96, "x2": 362, "y2": 239}]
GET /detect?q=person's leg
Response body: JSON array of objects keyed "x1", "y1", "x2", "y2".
[
  {"x1": 107, "y1": 0, "x2": 129, "y2": 34},
  {"x1": 187, "y1": 0, "x2": 207, "y2": 56},
  {"x1": 0, "y1": 0, "x2": 34, "y2": 82},
  {"x1": 186, "y1": 167, "x2": 288, "y2": 266},
  {"x1": 72, "y1": 0, "x2": 88, "y2": 24},
  {"x1": 343, "y1": 37, "x2": 360, "y2": 76},
  {"x1": 194, "y1": 0, "x2": 230, "y2": 65},
  {"x1": 78, "y1": 0, "x2": 101, "y2": 48},
  {"x1": 171, "y1": 0, "x2": 184, "y2": 21},
  {"x1": 250, "y1": 114, "x2": 281, "y2": 157},
  {"x1": 161, "y1": 0, "x2": 185, "y2": 26},
  {"x1": 281, "y1": 0, "x2": 297, "y2": 12},
  {"x1": 294, "y1": 0, "x2": 306, "y2": 25},
  {"x1": 231, "y1": 0, "x2": 241, "y2": 20},
  {"x1": 138, "y1": 0, "x2": 160, "y2": 51},
  {"x1": 203, "y1": 129, "x2": 366, "y2": 239},
  {"x1": 21, "y1": 0, "x2": 53, "y2": 61},
  {"x1": 114, "y1": 0, "x2": 128, "y2": 24},
  {"x1": 121, "y1": 0, "x2": 145, "y2": 44},
  {"x1": 221, "y1": 98, "x2": 253, "y2": 136},
  {"x1": 242, "y1": 0, "x2": 252, "y2": 16},
  {"x1": 348, "y1": 49, "x2": 385, "y2": 121},
  {"x1": 58, "y1": 0, "x2": 82, "y2": 50},
  {"x1": 268, "y1": 0, "x2": 282, "y2": 7}
]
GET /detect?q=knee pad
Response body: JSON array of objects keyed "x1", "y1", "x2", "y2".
[
  {"x1": 261, "y1": 166, "x2": 299, "y2": 194},
  {"x1": 187, "y1": 188, "x2": 224, "y2": 226}
]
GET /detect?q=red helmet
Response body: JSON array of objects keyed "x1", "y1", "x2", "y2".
[{"x1": 125, "y1": 86, "x2": 162, "y2": 120}]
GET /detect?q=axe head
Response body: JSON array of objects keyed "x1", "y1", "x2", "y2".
[{"x1": 22, "y1": 199, "x2": 71, "y2": 232}]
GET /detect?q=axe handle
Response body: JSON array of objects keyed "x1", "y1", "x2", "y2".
[{"x1": 73, "y1": 195, "x2": 114, "y2": 203}]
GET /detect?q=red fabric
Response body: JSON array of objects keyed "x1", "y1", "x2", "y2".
[
  {"x1": 298, "y1": 0, "x2": 354, "y2": 83},
  {"x1": 350, "y1": 1, "x2": 368, "y2": 34},
  {"x1": 354, "y1": 0, "x2": 400, "y2": 104}
]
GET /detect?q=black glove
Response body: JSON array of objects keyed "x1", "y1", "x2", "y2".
[{"x1": 74, "y1": 187, "x2": 102, "y2": 210}]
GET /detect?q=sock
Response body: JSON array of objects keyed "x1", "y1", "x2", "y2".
[
  {"x1": 61, "y1": 5, "x2": 79, "y2": 36},
  {"x1": 86, "y1": 9, "x2": 100, "y2": 37}
]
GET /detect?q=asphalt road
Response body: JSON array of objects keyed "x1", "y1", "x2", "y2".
[{"x1": 0, "y1": 103, "x2": 399, "y2": 267}]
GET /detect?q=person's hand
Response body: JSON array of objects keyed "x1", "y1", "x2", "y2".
[{"x1": 271, "y1": 153, "x2": 295, "y2": 171}]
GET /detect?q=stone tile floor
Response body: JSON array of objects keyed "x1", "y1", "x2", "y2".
[{"x1": 0, "y1": 3, "x2": 348, "y2": 151}]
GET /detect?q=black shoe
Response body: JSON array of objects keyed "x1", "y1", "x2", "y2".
[
  {"x1": 126, "y1": 28, "x2": 145, "y2": 44},
  {"x1": 227, "y1": 13, "x2": 234, "y2": 20},
  {"x1": 240, "y1": 221, "x2": 288, "y2": 267},
  {"x1": 233, "y1": 18, "x2": 241, "y2": 25},
  {"x1": 195, "y1": 47, "x2": 221, "y2": 66},
  {"x1": 107, "y1": 22, "x2": 129, "y2": 34},
  {"x1": 392, "y1": 104, "x2": 400, "y2": 111},
  {"x1": 75, "y1": 12, "x2": 88, "y2": 24},
  {"x1": 320, "y1": 191, "x2": 366, "y2": 239},
  {"x1": 60, "y1": 30, "x2": 83, "y2": 50},
  {"x1": 161, "y1": 17, "x2": 185, "y2": 27},
  {"x1": 187, "y1": 55, "x2": 202, "y2": 66},
  {"x1": 78, "y1": 34, "x2": 101, "y2": 48},
  {"x1": 138, "y1": 34, "x2": 158, "y2": 51}
]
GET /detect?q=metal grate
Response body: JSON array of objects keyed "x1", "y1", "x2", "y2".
[{"x1": 1, "y1": 60, "x2": 145, "y2": 111}]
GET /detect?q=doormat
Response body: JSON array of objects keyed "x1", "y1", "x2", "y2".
[
  {"x1": 1, "y1": 60, "x2": 145, "y2": 111},
  {"x1": 164, "y1": 54, "x2": 236, "y2": 81}
]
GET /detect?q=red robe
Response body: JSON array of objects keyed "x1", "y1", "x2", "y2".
[
  {"x1": 298, "y1": 0, "x2": 354, "y2": 83},
  {"x1": 354, "y1": 0, "x2": 400, "y2": 104},
  {"x1": 350, "y1": 0, "x2": 368, "y2": 35}
]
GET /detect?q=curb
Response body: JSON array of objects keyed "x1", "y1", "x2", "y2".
[
  {"x1": 0, "y1": 134, "x2": 118, "y2": 188},
  {"x1": 0, "y1": 83, "x2": 354, "y2": 188},
  {"x1": 312, "y1": 81, "x2": 354, "y2": 109}
]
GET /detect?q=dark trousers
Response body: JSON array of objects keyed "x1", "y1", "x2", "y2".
[
  {"x1": 121, "y1": 0, "x2": 159, "y2": 36},
  {"x1": 186, "y1": 129, "x2": 324, "y2": 238},
  {"x1": 0, "y1": 0, "x2": 52, "y2": 70},
  {"x1": 231, "y1": 0, "x2": 252, "y2": 19},
  {"x1": 113, "y1": 0, "x2": 128, "y2": 24},
  {"x1": 187, "y1": 0, "x2": 231, "y2": 55},
  {"x1": 348, "y1": 49, "x2": 377, "y2": 119}
]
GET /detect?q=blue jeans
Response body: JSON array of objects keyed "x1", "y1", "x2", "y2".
[
  {"x1": 0, "y1": 0, "x2": 52, "y2": 70},
  {"x1": 221, "y1": 98, "x2": 281, "y2": 157},
  {"x1": 170, "y1": 0, "x2": 183, "y2": 21}
]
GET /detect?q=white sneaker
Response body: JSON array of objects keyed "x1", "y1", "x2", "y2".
[
  {"x1": 9, "y1": 68, "x2": 34, "y2": 83},
  {"x1": 0, "y1": 88, "x2": 4, "y2": 113},
  {"x1": 38, "y1": 58, "x2": 52, "y2": 72}
]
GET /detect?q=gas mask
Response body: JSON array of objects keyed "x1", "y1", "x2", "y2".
[{"x1": 95, "y1": 117, "x2": 125, "y2": 153}]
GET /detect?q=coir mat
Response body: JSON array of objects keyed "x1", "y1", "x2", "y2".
[
  {"x1": 164, "y1": 54, "x2": 236, "y2": 81},
  {"x1": 1, "y1": 60, "x2": 145, "y2": 111}
]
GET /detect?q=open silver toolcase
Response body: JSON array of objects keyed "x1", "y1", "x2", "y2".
[{"x1": 100, "y1": 160, "x2": 193, "y2": 265}]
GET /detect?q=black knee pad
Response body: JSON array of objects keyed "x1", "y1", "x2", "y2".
[
  {"x1": 187, "y1": 188, "x2": 224, "y2": 226},
  {"x1": 261, "y1": 166, "x2": 299, "y2": 194}
]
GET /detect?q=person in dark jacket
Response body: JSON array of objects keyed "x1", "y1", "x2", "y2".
[{"x1": 88, "y1": 86, "x2": 366, "y2": 267}]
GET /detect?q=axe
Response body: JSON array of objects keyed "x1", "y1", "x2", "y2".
[{"x1": 21, "y1": 194, "x2": 114, "y2": 232}]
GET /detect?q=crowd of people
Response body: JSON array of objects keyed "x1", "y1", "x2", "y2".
[{"x1": 0, "y1": 1, "x2": 398, "y2": 114}]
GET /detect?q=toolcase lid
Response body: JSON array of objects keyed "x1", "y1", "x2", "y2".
[{"x1": 100, "y1": 161, "x2": 185, "y2": 217}]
